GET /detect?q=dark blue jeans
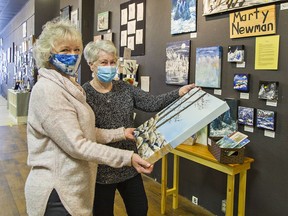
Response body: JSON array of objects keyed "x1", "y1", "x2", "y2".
[
  {"x1": 44, "y1": 189, "x2": 71, "y2": 216},
  {"x1": 93, "y1": 174, "x2": 148, "y2": 216}
]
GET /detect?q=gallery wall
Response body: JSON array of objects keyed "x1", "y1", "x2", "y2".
[{"x1": 94, "y1": 1, "x2": 288, "y2": 215}]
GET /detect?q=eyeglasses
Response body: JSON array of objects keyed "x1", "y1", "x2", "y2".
[{"x1": 97, "y1": 59, "x2": 117, "y2": 66}]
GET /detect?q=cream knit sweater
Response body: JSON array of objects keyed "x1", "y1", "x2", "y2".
[{"x1": 25, "y1": 68, "x2": 134, "y2": 216}]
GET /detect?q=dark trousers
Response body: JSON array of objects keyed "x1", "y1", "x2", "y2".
[
  {"x1": 93, "y1": 174, "x2": 148, "y2": 216},
  {"x1": 44, "y1": 189, "x2": 71, "y2": 216}
]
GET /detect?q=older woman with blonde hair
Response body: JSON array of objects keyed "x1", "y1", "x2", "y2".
[{"x1": 25, "y1": 19, "x2": 153, "y2": 216}]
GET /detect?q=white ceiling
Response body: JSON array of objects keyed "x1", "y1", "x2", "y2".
[{"x1": 0, "y1": 0, "x2": 29, "y2": 35}]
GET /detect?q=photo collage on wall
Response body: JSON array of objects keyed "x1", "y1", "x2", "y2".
[{"x1": 120, "y1": 0, "x2": 146, "y2": 56}]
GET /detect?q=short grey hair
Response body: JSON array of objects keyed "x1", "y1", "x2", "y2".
[
  {"x1": 33, "y1": 19, "x2": 83, "y2": 69},
  {"x1": 83, "y1": 40, "x2": 117, "y2": 64}
]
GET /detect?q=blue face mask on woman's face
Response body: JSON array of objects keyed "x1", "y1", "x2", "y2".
[
  {"x1": 49, "y1": 53, "x2": 80, "y2": 77},
  {"x1": 97, "y1": 66, "x2": 117, "y2": 83}
]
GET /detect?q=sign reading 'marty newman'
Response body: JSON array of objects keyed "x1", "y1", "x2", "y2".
[{"x1": 230, "y1": 5, "x2": 276, "y2": 39}]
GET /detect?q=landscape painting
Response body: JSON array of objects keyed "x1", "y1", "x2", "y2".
[
  {"x1": 238, "y1": 106, "x2": 254, "y2": 126},
  {"x1": 258, "y1": 81, "x2": 279, "y2": 101},
  {"x1": 166, "y1": 40, "x2": 190, "y2": 85},
  {"x1": 171, "y1": 0, "x2": 197, "y2": 35},
  {"x1": 134, "y1": 88, "x2": 229, "y2": 163},
  {"x1": 228, "y1": 45, "x2": 245, "y2": 62},
  {"x1": 195, "y1": 46, "x2": 222, "y2": 88},
  {"x1": 203, "y1": 0, "x2": 283, "y2": 16},
  {"x1": 234, "y1": 74, "x2": 249, "y2": 92},
  {"x1": 256, "y1": 109, "x2": 275, "y2": 131}
]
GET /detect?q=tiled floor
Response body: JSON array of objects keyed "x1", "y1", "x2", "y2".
[{"x1": 0, "y1": 95, "x2": 16, "y2": 126}]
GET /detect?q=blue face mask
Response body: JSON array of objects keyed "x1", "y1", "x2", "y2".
[
  {"x1": 49, "y1": 53, "x2": 80, "y2": 77},
  {"x1": 97, "y1": 66, "x2": 117, "y2": 83}
]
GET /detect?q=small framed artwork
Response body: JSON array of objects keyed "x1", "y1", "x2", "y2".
[
  {"x1": 165, "y1": 40, "x2": 190, "y2": 85},
  {"x1": 195, "y1": 46, "x2": 222, "y2": 88},
  {"x1": 97, "y1": 11, "x2": 110, "y2": 31},
  {"x1": 228, "y1": 45, "x2": 244, "y2": 62},
  {"x1": 258, "y1": 81, "x2": 279, "y2": 100},
  {"x1": 233, "y1": 74, "x2": 249, "y2": 92},
  {"x1": 103, "y1": 32, "x2": 114, "y2": 41},
  {"x1": 60, "y1": 5, "x2": 71, "y2": 20},
  {"x1": 71, "y1": 9, "x2": 79, "y2": 27},
  {"x1": 209, "y1": 98, "x2": 238, "y2": 138},
  {"x1": 256, "y1": 109, "x2": 276, "y2": 131},
  {"x1": 238, "y1": 106, "x2": 254, "y2": 126},
  {"x1": 171, "y1": 0, "x2": 197, "y2": 35}
]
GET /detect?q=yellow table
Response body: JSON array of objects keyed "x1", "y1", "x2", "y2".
[{"x1": 161, "y1": 143, "x2": 254, "y2": 216}]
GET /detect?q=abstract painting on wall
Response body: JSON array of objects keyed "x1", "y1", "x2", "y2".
[
  {"x1": 171, "y1": 0, "x2": 197, "y2": 35},
  {"x1": 238, "y1": 106, "x2": 254, "y2": 126},
  {"x1": 203, "y1": 0, "x2": 283, "y2": 16},
  {"x1": 209, "y1": 98, "x2": 238, "y2": 138},
  {"x1": 233, "y1": 74, "x2": 249, "y2": 92},
  {"x1": 134, "y1": 88, "x2": 229, "y2": 163},
  {"x1": 165, "y1": 40, "x2": 190, "y2": 85},
  {"x1": 228, "y1": 45, "x2": 244, "y2": 62},
  {"x1": 256, "y1": 109, "x2": 276, "y2": 131},
  {"x1": 258, "y1": 81, "x2": 279, "y2": 100},
  {"x1": 195, "y1": 46, "x2": 222, "y2": 88}
]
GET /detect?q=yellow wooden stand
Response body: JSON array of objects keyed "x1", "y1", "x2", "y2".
[{"x1": 161, "y1": 143, "x2": 254, "y2": 216}]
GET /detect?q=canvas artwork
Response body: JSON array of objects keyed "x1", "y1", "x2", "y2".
[
  {"x1": 171, "y1": 0, "x2": 197, "y2": 35},
  {"x1": 97, "y1": 11, "x2": 110, "y2": 31},
  {"x1": 209, "y1": 98, "x2": 238, "y2": 138},
  {"x1": 165, "y1": 40, "x2": 190, "y2": 85},
  {"x1": 60, "y1": 6, "x2": 71, "y2": 21},
  {"x1": 134, "y1": 88, "x2": 229, "y2": 163},
  {"x1": 238, "y1": 106, "x2": 254, "y2": 126},
  {"x1": 256, "y1": 109, "x2": 275, "y2": 131},
  {"x1": 258, "y1": 81, "x2": 279, "y2": 100},
  {"x1": 228, "y1": 45, "x2": 244, "y2": 62},
  {"x1": 233, "y1": 74, "x2": 249, "y2": 92},
  {"x1": 203, "y1": 0, "x2": 283, "y2": 16},
  {"x1": 195, "y1": 46, "x2": 222, "y2": 88}
]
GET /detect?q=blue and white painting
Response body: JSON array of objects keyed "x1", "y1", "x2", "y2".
[
  {"x1": 256, "y1": 109, "x2": 275, "y2": 131},
  {"x1": 165, "y1": 40, "x2": 190, "y2": 85},
  {"x1": 195, "y1": 46, "x2": 222, "y2": 88},
  {"x1": 228, "y1": 45, "x2": 244, "y2": 62},
  {"x1": 171, "y1": 0, "x2": 197, "y2": 35},
  {"x1": 238, "y1": 106, "x2": 254, "y2": 126},
  {"x1": 234, "y1": 74, "x2": 249, "y2": 92}
]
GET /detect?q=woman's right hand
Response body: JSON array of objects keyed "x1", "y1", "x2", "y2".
[{"x1": 131, "y1": 153, "x2": 154, "y2": 174}]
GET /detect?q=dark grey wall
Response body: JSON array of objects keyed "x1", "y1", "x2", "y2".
[{"x1": 95, "y1": 1, "x2": 288, "y2": 215}]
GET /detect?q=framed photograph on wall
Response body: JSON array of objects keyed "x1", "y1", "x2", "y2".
[
  {"x1": 195, "y1": 46, "x2": 222, "y2": 88},
  {"x1": 60, "y1": 5, "x2": 71, "y2": 21},
  {"x1": 165, "y1": 40, "x2": 190, "y2": 85},
  {"x1": 97, "y1": 11, "x2": 110, "y2": 31},
  {"x1": 203, "y1": 0, "x2": 283, "y2": 16},
  {"x1": 171, "y1": 0, "x2": 197, "y2": 35}
]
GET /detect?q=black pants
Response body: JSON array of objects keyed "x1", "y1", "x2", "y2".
[
  {"x1": 44, "y1": 189, "x2": 71, "y2": 216},
  {"x1": 93, "y1": 174, "x2": 148, "y2": 216}
]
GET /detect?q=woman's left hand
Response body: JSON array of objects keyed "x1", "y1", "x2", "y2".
[
  {"x1": 124, "y1": 128, "x2": 136, "y2": 140},
  {"x1": 179, "y1": 83, "x2": 196, "y2": 96}
]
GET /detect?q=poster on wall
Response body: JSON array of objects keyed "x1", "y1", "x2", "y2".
[
  {"x1": 171, "y1": 0, "x2": 197, "y2": 35},
  {"x1": 165, "y1": 40, "x2": 190, "y2": 85},
  {"x1": 203, "y1": 0, "x2": 283, "y2": 16},
  {"x1": 120, "y1": 0, "x2": 146, "y2": 56},
  {"x1": 195, "y1": 46, "x2": 222, "y2": 88}
]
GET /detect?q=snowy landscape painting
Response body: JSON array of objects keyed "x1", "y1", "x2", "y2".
[
  {"x1": 234, "y1": 74, "x2": 249, "y2": 92},
  {"x1": 195, "y1": 46, "x2": 222, "y2": 88},
  {"x1": 228, "y1": 45, "x2": 244, "y2": 62},
  {"x1": 171, "y1": 0, "x2": 197, "y2": 35},
  {"x1": 134, "y1": 88, "x2": 229, "y2": 163},
  {"x1": 258, "y1": 81, "x2": 279, "y2": 101},
  {"x1": 165, "y1": 40, "x2": 190, "y2": 85},
  {"x1": 256, "y1": 109, "x2": 275, "y2": 131},
  {"x1": 209, "y1": 98, "x2": 238, "y2": 138},
  {"x1": 238, "y1": 106, "x2": 254, "y2": 126}
]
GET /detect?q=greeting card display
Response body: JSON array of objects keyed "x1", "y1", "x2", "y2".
[{"x1": 134, "y1": 88, "x2": 229, "y2": 163}]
